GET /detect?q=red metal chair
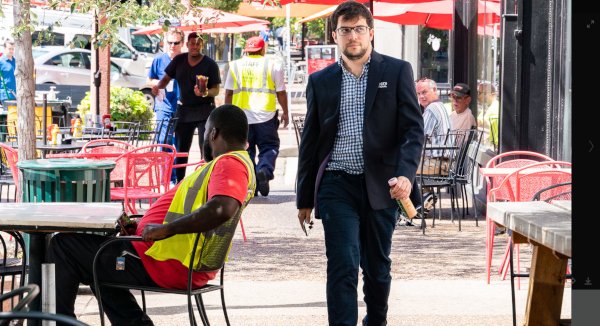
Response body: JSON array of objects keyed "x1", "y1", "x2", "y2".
[
  {"x1": 46, "y1": 139, "x2": 136, "y2": 181},
  {"x1": 482, "y1": 150, "x2": 555, "y2": 284},
  {"x1": 80, "y1": 138, "x2": 136, "y2": 154},
  {"x1": 110, "y1": 144, "x2": 176, "y2": 214},
  {"x1": 0, "y1": 143, "x2": 19, "y2": 202},
  {"x1": 488, "y1": 161, "x2": 571, "y2": 288}
]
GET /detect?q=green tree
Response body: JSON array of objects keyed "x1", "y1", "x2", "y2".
[{"x1": 1, "y1": 0, "x2": 187, "y2": 163}]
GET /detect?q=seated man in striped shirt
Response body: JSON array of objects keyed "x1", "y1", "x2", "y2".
[
  {"x1": 416, "y1": 77, "x2": 452, "y2": 175},
  {"x1": 401, "y1": 78, "x2": 452, "y2": 225}
]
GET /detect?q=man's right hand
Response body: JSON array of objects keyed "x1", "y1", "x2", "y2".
[
  {"x1": 141, "y1": 223, "x2": 172, "y2": 241},
  {"x1": 298, "y1": 208, "x2": 313, "y2": 233},
  {"x1": 151, "y1": 85, "x2": 160, "y2": 96}
]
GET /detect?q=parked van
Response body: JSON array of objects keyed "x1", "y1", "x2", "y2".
[
  {"x1": 32, "y1": 26, "x2": 148, "y2": 76},
  {"x1": 118, "y1": 27, "x2": 163, "y2": 58},
  {"x1": 1, "y1": 5, "x2": 150, "y2": 76}
]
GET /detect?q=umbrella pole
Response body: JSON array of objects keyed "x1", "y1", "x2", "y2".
[
  {"x1": 229, "y1": 33, "x2": 235, "y2": 61},
  {"x1": 286, "y1": 4, "x2": 292, "y2": 131}
]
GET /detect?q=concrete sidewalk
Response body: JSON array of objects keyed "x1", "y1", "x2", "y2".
[{"x1": 73, "y1": 96, "x2": 571, "y2": 325}]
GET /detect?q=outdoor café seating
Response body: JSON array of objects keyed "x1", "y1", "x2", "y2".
[
  {"x1": 0, "y1": 284, "x2": 86, "y2": 325},
  {"x1": 417, "y1": 128, "x2": 479, "y2": 231},
  {"x1": 480, "y1": 150, "x2": 556, "y2": 284},
  {"x1": 92, "y1": 192, "x2": 249, "y2": 326},
  {"x1": 109, "y1": 144, "x2": 177, "y2": 214},
  {"x1": 451, "y1": 128, "x2": 483, "y2": 224},
  {"x1": 488, "y1": 160, "x2": 572, "y2": 288},
  {"x1": 0, "y1": 143, "x2": 18, "y2": 203},
  {"x1": 0, "y1": 231, "x2": 27, "y2": 304},
  {"x1": 507, "y1": 181, "x2": 572, "y2": 326}
]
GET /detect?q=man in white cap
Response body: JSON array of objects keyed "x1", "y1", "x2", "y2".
[{"x1": 224, "y1": 36, "x2": 289, "y2": 196}]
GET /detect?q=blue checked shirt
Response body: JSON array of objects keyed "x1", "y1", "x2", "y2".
[{"x1": 325, "y1": 58, "x2": 371, "y2": 175}]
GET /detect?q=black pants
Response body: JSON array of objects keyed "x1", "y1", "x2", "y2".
[
  {"x1": 174, "y1": 120, "x2": 206, "y2": 182},
  {"x1": 46, "y1": 233, "x2": 157, "y2": 326}
]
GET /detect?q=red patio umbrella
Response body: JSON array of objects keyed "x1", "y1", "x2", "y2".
[
  {"x1": 200, "y1": 23, "x2": 269, "y2": 34},
  {"x1": 374, "y1": 0, "x2": 500, "y2": 30},
  {"x1": 277, "y1": 0, "x2": 439, "y2": 4},
  {"x1": 132, "y1": 7, "x2": 269, "y2": 35}
]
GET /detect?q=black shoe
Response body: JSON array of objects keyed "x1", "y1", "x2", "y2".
[
  {"x1": 415, "y1": 205, "x2": 428, "y2": 219},
  {"x1": 397, "y1": 216, "x2": 416, "y2": 227},
  {"x1": 397, "y1": 209, "x2": 417, "y2": 227},
  {"x1": 256, "y1": 170, "x2": 270, "y2": 196}
]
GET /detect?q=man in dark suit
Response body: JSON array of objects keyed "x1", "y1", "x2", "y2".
[{"x1": 296, "y1": 2, "x2": 424, "y2": 325}]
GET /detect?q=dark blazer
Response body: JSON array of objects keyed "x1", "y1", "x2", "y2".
[{"x1": 296, "y1": 51, "x2": 424, "y2": 214}]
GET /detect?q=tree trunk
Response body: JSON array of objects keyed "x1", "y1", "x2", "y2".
[{"x1": 13, "y1": 1, "x2": 36, "y2": 163}]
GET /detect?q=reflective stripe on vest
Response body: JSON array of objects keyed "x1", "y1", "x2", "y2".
[
  {"x1": 144, "y1": 151, "x2": 256, "y2": 271},
  {"x1": 229, "y1": 55, "x2": 277, "y2": 112}
]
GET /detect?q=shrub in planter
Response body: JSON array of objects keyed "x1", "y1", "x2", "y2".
[{"x1": 77, "y1": 87, "x2": 154, "y2": 129}]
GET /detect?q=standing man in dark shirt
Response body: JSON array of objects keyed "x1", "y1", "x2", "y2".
[{"x1": 152, "y1": 32, "x2": 221, "y2": 183}]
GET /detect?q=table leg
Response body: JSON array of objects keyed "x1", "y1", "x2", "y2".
[
  {"x1": 27, "y1": 232, "x2": 47, "y2": 326},
  {"x1": 524, "y1": 244, "x2": 569, "y2": 326}
]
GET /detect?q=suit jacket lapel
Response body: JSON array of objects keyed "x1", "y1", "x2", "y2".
[
  {"x1": 365, "y1": 51, "x2": 385, "y2": 118},
  {"x1": 324, "y1": 64, "x2": 342, "y2": 123}
]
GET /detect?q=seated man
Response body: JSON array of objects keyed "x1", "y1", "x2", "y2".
[
  {"x1": 401, "y1": 78, "x2": 451, "y2": 226},
  {"x1": 47, "y1": 104, "x2": 256, "y2": 326}
]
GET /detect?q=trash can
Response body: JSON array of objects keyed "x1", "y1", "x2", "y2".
[{"x1": 18, "y1": 158, "x2": 115, "y2": 203}]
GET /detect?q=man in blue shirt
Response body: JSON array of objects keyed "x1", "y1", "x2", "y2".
[
  {"x1": 0, "y1": 40, "x2": 16, "y2": 104},
  {"x1": 148, "y1": 29, "x2": 183, "y2": 184},
  {"x1": 147, "y1": 28, "x2": 184, "y2": 148}
]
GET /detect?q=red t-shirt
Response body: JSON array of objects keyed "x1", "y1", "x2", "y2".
[{"x1": 132, "y1": 155, "x2": 250, "y2": 289}]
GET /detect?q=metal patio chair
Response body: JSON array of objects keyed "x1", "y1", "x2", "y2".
[
  {"x1": 482, "y1": 150, "x2": 556, "y2": 284},
  {"x1": 0, "y1": 284, "x2": 86, "y2": 325},
  {"x1": 508, "y1": 181, "x2": 572, "y2": 326}
]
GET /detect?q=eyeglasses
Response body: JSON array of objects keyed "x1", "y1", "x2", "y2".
[
  {"x1": 336, "y1": 25, "x2": 370, "y2": 36},
  {"x1": 167, "y1": 41, "x2": 182, "y2": 46}
]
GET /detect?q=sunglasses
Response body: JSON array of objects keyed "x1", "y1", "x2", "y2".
[{"x1": 167, "y1": 41, "x2": 182, "y2": 45}]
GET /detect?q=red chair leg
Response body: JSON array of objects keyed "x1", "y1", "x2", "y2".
[
  {"x1": 486, "y1": 217, "x2": 495, "y2": 284},
  {"x1": 239, "y1": 216, "x2": 247, "y2": 242}
]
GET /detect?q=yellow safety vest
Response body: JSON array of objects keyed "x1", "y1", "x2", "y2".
[
  {"x1": 229, "y1": 55, "x2": 277, "y2": 112},
  {"x1": 145, "y1": 150, "x2": 256, "y2": 272}
]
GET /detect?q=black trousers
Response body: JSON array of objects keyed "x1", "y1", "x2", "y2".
[
  {"x1": 174, "y1": 120, "x2": 206, "y2": 182},
  {"x1": 46, "y1": 233, "x2": 157, "y2": 326}
]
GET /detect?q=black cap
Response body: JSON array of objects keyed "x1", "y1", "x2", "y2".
[{"x1": 452, "y1": 83, "x2": 471, "y2": 97}]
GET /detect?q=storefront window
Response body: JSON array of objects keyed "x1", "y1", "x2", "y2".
[
  {"x1": 419, "y1": 27, "x2": 449, "y2": 84},
  {"x1": 476, "y1": 3, "x2": 502, "y2": 153}
]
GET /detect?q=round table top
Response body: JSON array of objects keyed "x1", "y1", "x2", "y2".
[{"x1": 17, "y1": 158, "x2": 116, "y2": 170}]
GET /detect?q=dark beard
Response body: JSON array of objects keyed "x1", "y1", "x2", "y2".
[
  {"x1": 203, "y1": 141, "x2": 214, "y2": 161},
  {"x1": 343, "y1": 47, "x2": 367, "y2": 61}
]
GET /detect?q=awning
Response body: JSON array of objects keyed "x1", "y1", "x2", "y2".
[{"x1": 236, "y1": 2, "x2": 334, "y2": 18}]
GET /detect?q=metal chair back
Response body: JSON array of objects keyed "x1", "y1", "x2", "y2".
[
  {"x1": 110, "y1": 144, "x2": 176, "y2": 214},
  {"x1": 0, "y1": 143, "x2": 19, "y2": 202}
]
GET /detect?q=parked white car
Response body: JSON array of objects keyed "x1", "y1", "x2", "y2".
[{"x1": 33, "y1": 46, "x2": 154, "y2": 108}]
